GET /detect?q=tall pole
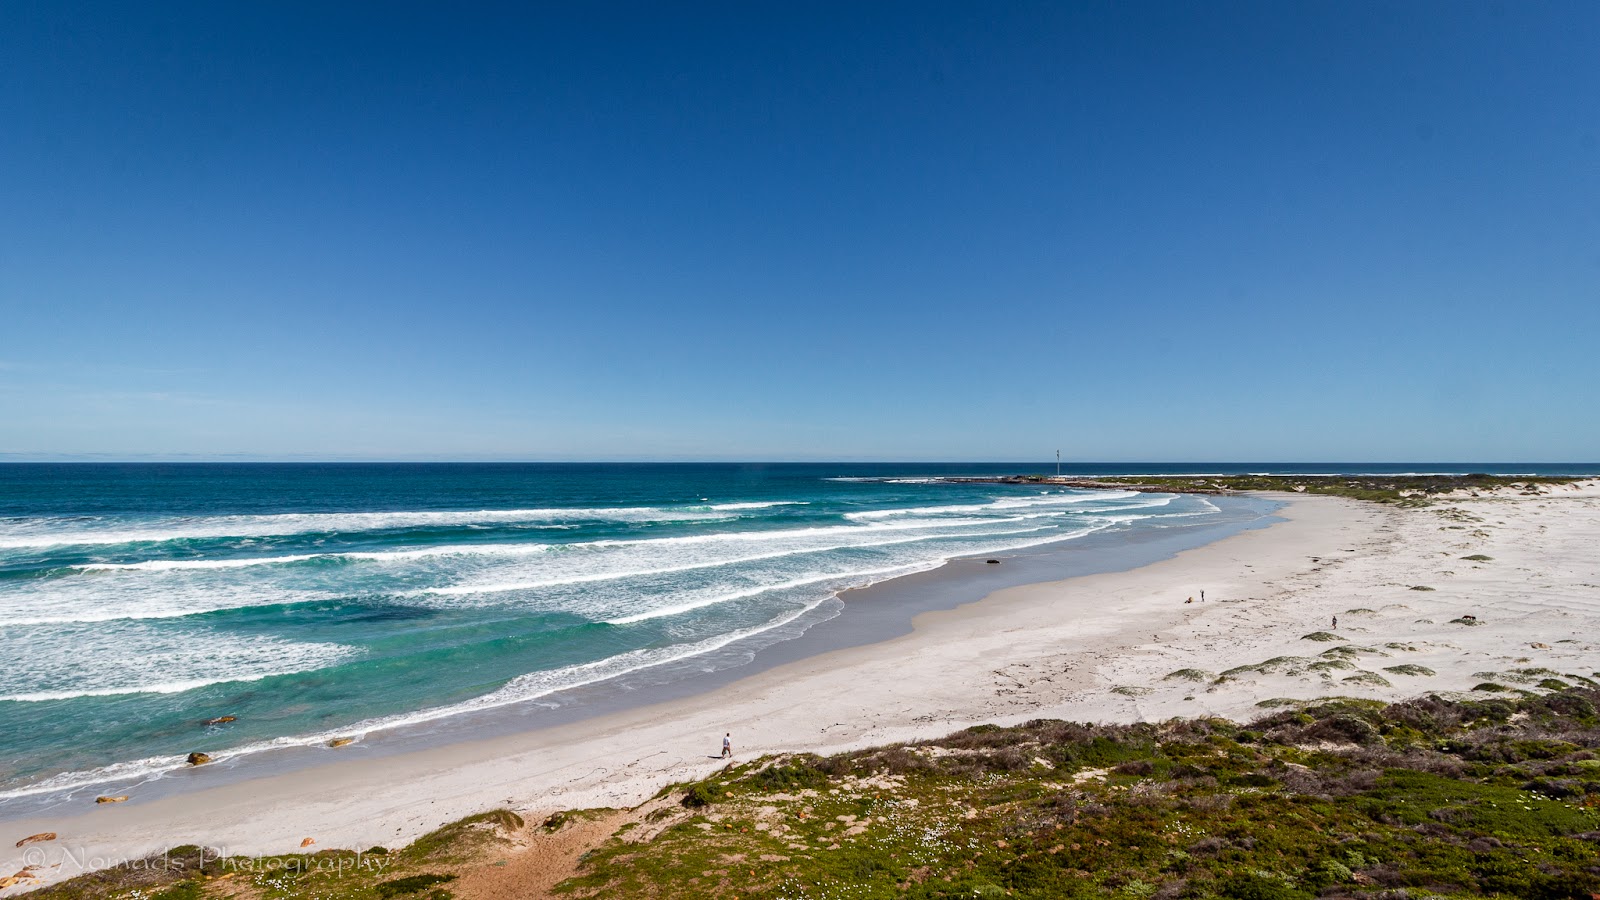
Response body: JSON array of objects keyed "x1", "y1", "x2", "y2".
[{"x1": 1056, "y1": 449, "x2": 1060, "y2": 478}]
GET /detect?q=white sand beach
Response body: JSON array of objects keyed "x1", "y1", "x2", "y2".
[{"x1": 5, "y1": 481, "x2": 1599, "y2": 890}]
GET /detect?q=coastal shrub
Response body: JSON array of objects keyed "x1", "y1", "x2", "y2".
[
  {"x1": 748, "y1": 759, "x2": 829, "y2": 792},
  {"x1": 1410, "y1": 585, "x2": 1436, "y2": 591},
  {"x1": 1534, "y1": 691, "x2": 1598, "y2": 724},
  {"x1": 1384, "y1": 664, "x2": 1435, "y2": 677},
  {"x1": 1299, "y1": 631, "x2": 1342, "y2": 642},
  {"x1": 405, "y1": 810, "x2": 522, "y2": 860},
  {"x1": 1361, "y1": 770, "x2": 1598, "y2": 838},
  {"x1": 1223, "y1": 656, "x2": 1313, "y2": 678},
  {"x1": 681, "y1": 782, "x2": 724, "y2": 808},
  {"x1": 1342, "y1": 671, "x2": 1392, "y2": 688},
  {"x1": 375, "y1": 874, "x2": 456, "y2": 898},
  {"x1": 1308, "y1": 713, "x2": 1382, "y2": 746},
  {"x1": 1461, "y1": 554, "x2": 1493, "y2": 561},
  {"x1": 1539, "y1": 678, "x2": 1570, "y2": 691},
  {"x1": 1474, "y1": 682, "x2": 1511, "y2": 692},
  {"x1": 150, "y1": 882, "x2": 203, "y2": 900},
  {"x1": 1451, "y1": 616, "x2": 1482, "y2": 626},
  {"x1": 1213, "y1": 873, "x2": 1311, "y2": 899},
  {"x1": 1164, "y1": 668, "x2": 1212, "y2": 682}
]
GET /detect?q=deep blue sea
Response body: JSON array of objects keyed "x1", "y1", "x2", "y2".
[{"x1": 0, "y1": 462, "x2": 1594, "y2": 803}]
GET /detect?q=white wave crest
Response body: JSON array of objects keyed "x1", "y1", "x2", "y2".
[
  {"x1": 0, "y1": 626, "x2": 358, "y2": 703},
  {"x1": 0, "y1": 506, "x2": 750, "y2": 550}
]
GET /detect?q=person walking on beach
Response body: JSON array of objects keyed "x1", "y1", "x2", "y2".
[
  {"x1": 1332, "y1": 615, "x2": 1338, "y2": 629},
  {"x1": 721, "y1": 733, "x2": 732, "y2": 759}
]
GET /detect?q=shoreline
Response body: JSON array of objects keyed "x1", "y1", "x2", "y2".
[
  {"x1": 0, "y1": 492, "x2": 1275, "y2": 814},
  {"x1": 6, "y1": 481, "x2": 1599, "y2": 891}
]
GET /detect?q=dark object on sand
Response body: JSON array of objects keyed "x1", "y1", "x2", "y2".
[
  {"x1": 186, "y1": 752, "x2": 212, "y2": 766},
  {"x1": 986, "y1": 559, "x2": 1000, "y2": 564}
]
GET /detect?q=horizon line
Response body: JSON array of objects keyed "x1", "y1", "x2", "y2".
[{"x1": 1, "y1": 457, "x2": 1597, "y2": 466}]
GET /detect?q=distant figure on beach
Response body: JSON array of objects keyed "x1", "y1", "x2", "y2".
[
  {"x1": 722, "y1": 733, "x2": 732, "y2": 759},
  {"x1": 1332, "y1": 615, "x2": 1338, "y2": 629},
  {"x1": 1200, "y1": 590, "x2": 1205, "y2": 602}
]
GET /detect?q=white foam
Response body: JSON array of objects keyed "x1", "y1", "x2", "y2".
[
  {"x1": 0, "y1": 505, "x2": 752, "y2": 550},
  {"x1": 1, "y1": 577, "x2": 329, "y2": 627},
  {"x1": 704, "y1": 501, "x2": 809, "y2": 511},
  {"x1": 77, "y1": 554, "x2": 328, "y2": 572},
  {"x1": 605, "y1": 563, "x2": 928, "y2": 625},
  {"x1": 0, "y1": 625, "x2": 358, "y2": 703},
  {"x1": 419, "y1": 521, "x2": 1037, "y2": 598}
]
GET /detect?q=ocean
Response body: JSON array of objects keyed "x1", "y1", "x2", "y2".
[{"x1": 0, "y1": 461, "x2": 1592, "y2": 807}]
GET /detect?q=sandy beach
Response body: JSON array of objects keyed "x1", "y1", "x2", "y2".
[{"x1": 5, "y1": 480, "x2": 1599, "y2": 890}]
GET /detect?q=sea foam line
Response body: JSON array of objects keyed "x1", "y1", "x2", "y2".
[
  {"x1": 0, "y1": 504, "x2": 773, "y2": 550},
  {"x1": 419, "y1": 521, "x2": 1049, "y2": 597},
  {"x1": 67, "y1": 514, "x2": 1024, "y2": 575}
]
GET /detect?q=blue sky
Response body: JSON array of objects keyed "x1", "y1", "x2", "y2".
[{"x1": 2, "y1": 2, "x2": 1596, "y2": 461}]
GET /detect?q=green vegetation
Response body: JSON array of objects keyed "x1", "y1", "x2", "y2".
[
  {"x1": 553, "y1": 689, "x2": 1600, "y2": 899},
  {"x1": 375, "y1": 874, "x2": 456, "y2": 899},
  {"x1": 25, "y1": 690, "x2": 1600, "y2": 900},
  {"x1": 1461, "y1": 555, "x2": 1494, "y2": 562},
  {"x1": 1037, "y1": 473, "x2": 1581, "y2": 505},
  {"x1": 1383, "y1": 664, "x2": 1436, "y2": 677}
]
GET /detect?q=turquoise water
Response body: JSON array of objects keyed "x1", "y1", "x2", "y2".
[{"x1": 0, "y1": 462, "x2": 1590, "y2": 802}]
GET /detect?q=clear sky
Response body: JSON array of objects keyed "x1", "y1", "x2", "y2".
[{"x1": 2, "y1": 2, "x2": 1596, "y2": 461}]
